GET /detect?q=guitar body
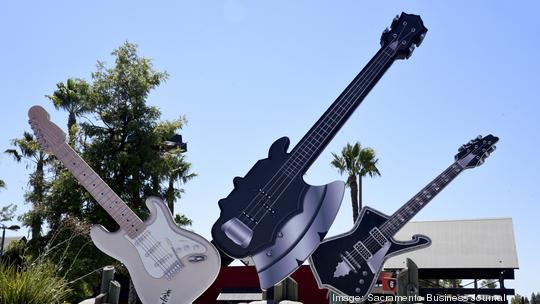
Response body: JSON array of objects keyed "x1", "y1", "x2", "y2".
[
  {"x1": 309, "y1": 207, "x2": 430, "y2": 300},
  {"x1": 91, "y1": 197, "x2": 221, "y2": 304},
  {"x1": 212, "y1": 137, "x2": 345, "y2": 288},
  {"x1": 212, "y1": 137, "x2": 344, "y2": 258},
  {"x1": 309, "y1": 134, "x2": 499, "y2": 299},
  {"x1": 209, "y1": 12, "x2": 430, "y2": 290}
]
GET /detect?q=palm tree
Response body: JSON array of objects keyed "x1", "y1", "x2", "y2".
[
  {"x1": 5, "y1": 132, "x2": 52, "y2": 239},
  {"x1": 162, "y1": 150, "x2": 196, "y2": 226},
  {"x1": 46, "y1": 78, "x2": 91, "y2": 142},
  {"x1": 331, "y1": 142, "x2": 381, "y2": 223}
]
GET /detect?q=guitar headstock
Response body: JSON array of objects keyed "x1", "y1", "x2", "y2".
[
  {"x1": 380, "y1": 12, "x2": 427, "y2": 59},
  {"x1": 28, "y1": 105, "x2": 66, "y2": 154},
  {"x1": 455, "y1": 134, "x2": 499, "y2": 169}
]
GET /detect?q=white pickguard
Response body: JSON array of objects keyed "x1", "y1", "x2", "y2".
[
  {"x1": 90, "y1": 197, "x2": 221, "y2": 304},
  {"x1": 126, "y1": 209, "x2": 207, "y2": 279}
]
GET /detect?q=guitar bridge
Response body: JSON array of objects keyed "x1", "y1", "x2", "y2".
[{"x1": 221, "y1": 217, "x2": 254, "y2": 248}]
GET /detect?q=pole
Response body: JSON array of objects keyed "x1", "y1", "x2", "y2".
[
  {"x1": 0, "y1": 226, "x2": 6, "y2": 263},
  {"x1": 267, "y1": 286, "x2": 274, "y2": 304}
]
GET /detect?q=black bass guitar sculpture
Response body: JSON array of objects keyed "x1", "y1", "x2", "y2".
[
  {"x1": 212, "y1": 12, "x2": 428, "y2": 288},
  {"x1": 310, "y1": 134, "x2": 499, "y2": 300},
  {"x1": 29, "y1": 106, "x2": 221, "y2": 304}
]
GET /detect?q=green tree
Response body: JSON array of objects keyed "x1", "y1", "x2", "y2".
[
  {"x1": 439, "y1": 279, "x2": 462, "y2": 288},
  {"x1": 5, "y1": 132, "x2": 52, "y2": 241},
  {"x1": 331, "y1": 142, "x2": 381, "y2": 223},
  {"x1": 46, "y1": 78, "x2": 91, "y2": 145},
  {"x1": 0, "y1": 181, "x2": 17, "y2": 223},
  {"x1": 163, "y1": 150, "x2": 196, "y2": 215},
  {"x1": 43, "y1": 41, "x2": 195, "y2": 303},
  {"x1": 482, "y1": 279, "x2": 497, "y2": 288},
  {"x1": 512, "y1": 295, "x2": 524, "y2": 304},
  {"x1": 7, "y1": 41, "x2": 195, "y2": 303},
  {"x1": 0, "y1": 204, "x2": 17, "y2": 223},
  {"x1": 531, "y1": 293, "x2": 538, "y2": 304}
]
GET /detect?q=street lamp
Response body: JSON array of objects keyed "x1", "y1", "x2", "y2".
[
  {"x1": 0, "y1": 224, "x2": 20, "y2": 263},
  {"x1": 161, "y1": 134, "x2": 187, "y2": 152}
]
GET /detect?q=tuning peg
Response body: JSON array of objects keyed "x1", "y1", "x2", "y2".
[
  {"x1": 458, "y1": 146, "x2": 464, "y2": 152},
  {"x1": 490, "y1": 146, "x2": 497, "y2": 152},
  {"x1": 391, "y1": 14, "x2": 400, "y2": 28},
  {"x1": 416, "y1": 33, "x2": 426, "y2": 47},
  {"x1": 476, "y1": 135, "x2": 483, "y2": 140},
  {"x1": 406, "y1": 45, "x2": 416, "y2": 59},
  {"x1": 380, "y1": 27, "x2": 392, "y2": 47}
]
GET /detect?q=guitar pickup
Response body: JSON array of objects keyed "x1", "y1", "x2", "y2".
[
  {"x1": 369, "y1": 227, "x2": 388, "y2": 246},
  {"x1": 353, "y1": 242, "x2": 372, "y2": 261}
]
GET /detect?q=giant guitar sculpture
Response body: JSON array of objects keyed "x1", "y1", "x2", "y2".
[
  {"x1": 28, "y1": 106, "x2": 220, "y2": 304},
  {"x1": 212, "y1": 12, "x2": 428, "y2": 288},
  {"x1": 309, "y1": 135, "x2": 499, "y2": 300}
]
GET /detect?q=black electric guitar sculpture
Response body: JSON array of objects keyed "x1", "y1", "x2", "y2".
[
  {"x1": 309, "y1": 135, "x2": 499, "y2": 300},
  {"x1": 212, "y1": 12, "x2": 428, "y2": 288}
]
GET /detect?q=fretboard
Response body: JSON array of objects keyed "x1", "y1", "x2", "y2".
[
  {"x1": 283, "y1": 43, "x2": 399, "y2": 176},
  {"x1": 380, "y1": 162, "x2": 465, "y2": 237},
  {"x1": 55, "y1": 143, "x2": 145, "y2": 238}
]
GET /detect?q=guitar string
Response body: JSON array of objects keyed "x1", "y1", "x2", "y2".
[
  {"x1": 64, "y1": 145, "x2": 179, "y2": 273},
  {"x1": 241, "y1": 44, "x2": 395, "y2": 224},
  {"x1": 39, "y1": 137, "x2": 173, "y2": 274},
  {"x1": 236, "y1": 41, "x2": 398, "y2": 224},
  {"x1": 247, "y1": 29, "x2": 417, "y2": 226},
  {"x1": 345, "y1": 144, "x2": 489, "y2": 265},
  {"x1": 253, "y1": 28, "x2": 416, "y2": 221},
  {"x1": 235, "y1": 45, "x2": 391, "y2": 225},
  {"x1": 58, "y1": 144, "x2": 174, "y2": 273},
  {"x1": 248, "y1": 41, "x2": 401, "y2": 224}
]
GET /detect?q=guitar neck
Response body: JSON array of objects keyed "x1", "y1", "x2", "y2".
[
  {"x1": 286, "y1": 44, "x2": 398, "y2": 174},
  {"x1": 381, "y1": 161, "x2": 465, "y2": 237},
  {"x1": 55, "y1": 143, "x2": 145, "y2": 238}
]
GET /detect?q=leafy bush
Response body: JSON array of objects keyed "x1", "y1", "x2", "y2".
[{"x1": 0, "y1": 262, "x2": 72, "y2": 304}]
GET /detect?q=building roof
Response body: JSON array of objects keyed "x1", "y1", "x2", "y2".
[
  {"x1": 1, "y1": 236, "x2": 23, "y2": 251},
  {"x1": 384, "y1": 218, "x2": 519, "y2": 269},
  {"x1": 216, "y1": 292, "x2": 262, "y2": 301}
]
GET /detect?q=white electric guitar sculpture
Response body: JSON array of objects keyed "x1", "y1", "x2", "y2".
[{"x1": 29, "y1": 105, "x2": 220, "y2": 304}]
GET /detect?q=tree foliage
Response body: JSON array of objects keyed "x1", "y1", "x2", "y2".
[
  {"x1": 0, "y1": 204, "x2": 17, "y2": 223},
  {"x1": 5, "y1": 42, "x2": 196, "y2": 302},
  {"x1": 513, "y1": 294, "x2": 530, "y2": 304},
  {"x1": 331, "y1": 142, "x2": 381, "y2": 223},
  {"x1": 5, "y1": 132, "x2": 52, "y2": 241}
]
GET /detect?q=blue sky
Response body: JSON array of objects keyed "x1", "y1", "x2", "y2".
[{"x1": 1, "y1": 0, "x2": 538, "y2": 297}]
